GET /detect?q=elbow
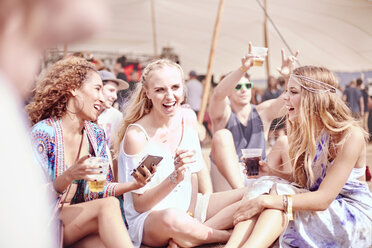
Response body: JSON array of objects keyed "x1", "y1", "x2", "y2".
[
  {"x1": 317, "y1": 198, "x2": 333, "y2": 211},
  {"x1": 133, "y1": 204, "x2": 146, "y2": 213}
]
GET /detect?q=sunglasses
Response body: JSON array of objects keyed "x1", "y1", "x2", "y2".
[{"x1": 235, "y1": 82, "x2": 253, "y2": 91}]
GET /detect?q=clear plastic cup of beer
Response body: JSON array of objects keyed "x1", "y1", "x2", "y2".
[
  {"x1": 251, "y1": 46, "x2": 268, "y2": 66},
  {"x1": 85, "y1": 157, "x2": 109, "y2": 192}
]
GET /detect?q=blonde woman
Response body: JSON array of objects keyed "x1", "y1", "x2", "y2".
[
  {"x1": 226, "y1": 66, "x2": 372, "y2": 247},
  {"x1": 115, "y1": 59, "x2": 246, "y2": 248}
]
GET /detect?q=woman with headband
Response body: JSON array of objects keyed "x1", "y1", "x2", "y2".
[{"x1": 225, "y1": 66, "x2": 372, "y2": 247}]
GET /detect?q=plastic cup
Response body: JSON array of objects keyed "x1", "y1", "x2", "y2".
[
  {"x1": 241, "y1": 148, "x2": 262, "y2": 176},
  {"x1": 251, "y1": 46, "x2": 268, "y2": 66},
  {"x1": 85, "y1": 157, "x2": 109, "y2": 192}
]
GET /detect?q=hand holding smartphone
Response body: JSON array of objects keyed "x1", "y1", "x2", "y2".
[{"x1": 131, "y1": 155, "x2": 163, "y2": 177}]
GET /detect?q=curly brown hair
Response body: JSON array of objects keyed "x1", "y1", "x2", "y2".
[{"x1": 26, "y1": 56, "x2": 97, "y2": 125}]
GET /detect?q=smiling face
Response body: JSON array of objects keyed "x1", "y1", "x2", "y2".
[
  {"x1": 102, "y1": 81, "x2": 119, "y2": 107},
  {"x1": 284, "y1": 77, "x2": 302, "y2": 122},
  {"x1": 73, "y1": 71, "x2": 104, "y2": 121},
  {"x1": 229, "y1": 77, "x2": 252, "y2": 106},
  {"x1": 145, "y1": 65, "x2": 184, "y2": 117}
]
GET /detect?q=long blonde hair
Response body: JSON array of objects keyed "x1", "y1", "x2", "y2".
[
  {"x1": 287, "y1": 66, "x2": 367, "y2": 187},
  {"x1": 113, "y1": 59, "x2": 184, "y2": 156}
]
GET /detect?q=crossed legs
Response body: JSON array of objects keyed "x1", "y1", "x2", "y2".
[{"x1": 142, "y1": 187, "x2": 246, "y2": 247}]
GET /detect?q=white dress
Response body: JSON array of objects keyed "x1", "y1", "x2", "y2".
[{"x1": 117, "y1": 122, "x2": 203, "y2": 248}]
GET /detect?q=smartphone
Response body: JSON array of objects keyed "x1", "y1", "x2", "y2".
[{"x1": 131, "y1": 155, "x2": 163, "y2": 177}]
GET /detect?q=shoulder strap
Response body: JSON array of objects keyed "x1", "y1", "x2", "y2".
[{"x1": 126, "y1": 123, "x2": 150, "y2": 140}]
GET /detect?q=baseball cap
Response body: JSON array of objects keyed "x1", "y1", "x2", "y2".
[{"x1": 98, "y1": 70, "x2": 129, "y2": 90}]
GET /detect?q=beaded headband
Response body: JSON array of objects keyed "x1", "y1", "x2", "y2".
[{"x1": 290, "y1": 74, "x2": 336, "y2": 93}]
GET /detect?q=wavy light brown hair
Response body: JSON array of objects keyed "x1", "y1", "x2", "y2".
[
  {"x1": 26, "y1": 56, "x2": 97, "y2": 125},
  {"x1": 113, "y1": 59, "x2": 184, "y2": 156},
  {"x1": 287, "y1": 66, "x2": 367, "y2": 187}
]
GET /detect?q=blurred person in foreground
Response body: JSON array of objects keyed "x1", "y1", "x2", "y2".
[
  {"x1": 226, "y1": 66, "x2": 372, "y2": 248},
  {"x1": 27, "y1": 57, "x2": 151, "y2": 247},
  {"x1": 0, "y1": 0, "x2": 109, "y2": 247},
  {"x1": 209, "y1": 43, "x2": 298, "y2": 191}
]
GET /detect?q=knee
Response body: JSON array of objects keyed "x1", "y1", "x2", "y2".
[
  {"x1": 99, "y1": 197, "x2": 120, "y2": 214},
  {"x1": 211, "y1": 129, "x2": 234, "y2": 150},
  {"x1": 274, "y1": 135, "x2": 289, "y2": 149},
  {"x1": 158, "y1": 209, "x2": 187, "y2": 233}
]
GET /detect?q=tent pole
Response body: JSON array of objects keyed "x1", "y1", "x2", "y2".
[
  {"x1": 197, "y1": 0, "x2": 225, "y2": 124},
  {"x1": 63, "y1": 44, "x2": 68, "y2": 58},
  {"x1": 264, "y1": 0, "x2": 270, "y2": 78},
  {"x1": 150, "y1": 0, "x2": 158, "y2": 57}
]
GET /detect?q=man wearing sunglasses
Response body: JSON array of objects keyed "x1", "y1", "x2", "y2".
[{"x1": 209, "y1": 44, "x2": 298, "y2": 191}]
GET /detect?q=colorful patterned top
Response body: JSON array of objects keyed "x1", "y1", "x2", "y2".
[{"x1": 31, "y1": 118, "x2": 118, "y2": 205}]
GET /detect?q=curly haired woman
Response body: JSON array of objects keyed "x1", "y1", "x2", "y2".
[
  {"x1": 27, "y1": 56, "x2": 152, "y2": 248},
  {"x1": 226, "y1": 66, "x2": 372, "y2": 248}
]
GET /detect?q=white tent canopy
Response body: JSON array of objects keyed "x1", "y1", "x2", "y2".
[{"x1": 70, "y1": 0, "x2": 372, "y2": 82}]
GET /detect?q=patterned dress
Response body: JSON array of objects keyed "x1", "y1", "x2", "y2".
[
  {"x1": 30, "y1": 118, "x2": 118, "y2": 205},
  {"x1": 245, "y1": 130, "x2": 372, "y2": 247}
]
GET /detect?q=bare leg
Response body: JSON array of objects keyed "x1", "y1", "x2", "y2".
[
  {"x1": 60, "y1": 197, "x2": 133, "y2": 247},
  {"x1": 197, "y1": 162, "x2": 213, "y2": 194},
  {"x1": 241, "y1": 208, "x2": 286, "y2": 248},
  {"x1": 67, "y1": 234, "x2": 105, "y2": 248},
  {"x1": 242, "y1": 187, "x2": 287, "y2": 248},
  {"x1": 142, "y1": 209, "x2": 231, "y2": 248},
  {"x1": 211, "y1": 129, "x2": 244, "y2": 189},
  {"x1": 224, "y1": 218, "x2": 257, "y2": 248},
  {"x1": 204, "y1": 188, "x2": 246, "y2": 229}
]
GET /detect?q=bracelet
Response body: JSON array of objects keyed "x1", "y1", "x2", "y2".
[
  {"x1": 239, "y1": 66, "x2": 248, "y2": 72},
  {"x1": 283, "y1": 195, "x2": 294, "y2": 221},
  {"x1": 287, "y1": 195, "x2": 293, "y2": 221},
  {"x1": 50, "y1": 182, "x2": 66, "y2": 197},
  {"x1": 186, "y1": 211, "x2": 194, "y2": 218},
  {"x1": 169, "y1": 170, "x2": 178, "y2": 186}
]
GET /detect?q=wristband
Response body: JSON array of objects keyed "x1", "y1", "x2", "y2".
[{"x1": 239, "y1": 66, "x2": 248, "y2": 72}]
